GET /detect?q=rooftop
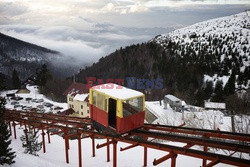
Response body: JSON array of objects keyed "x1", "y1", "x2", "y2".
[
  {"x1": 92, "y1": 83, "x2": 144, "y2": 100},
  {"x1": 204, "y1": 102, "x2": 226, "y2": 109},
  {"x1": 73, "y1": 93, "x2": 89, "y2": 102},
  {"x1": 64, "y1": 82, "x2": 88, "y2": 96}
]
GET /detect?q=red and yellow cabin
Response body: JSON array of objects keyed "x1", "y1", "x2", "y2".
[{"x1": 89, "y1": 83, "x2": 145, "y2": 134}]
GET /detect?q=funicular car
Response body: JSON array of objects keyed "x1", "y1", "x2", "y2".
[{"x1": 89, "y1": 83, "x2": 145, "y2": 134}]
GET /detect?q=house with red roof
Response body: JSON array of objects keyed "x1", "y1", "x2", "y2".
[{"x1": 64, "y1": 82, "x2": 90, "y2": 117}]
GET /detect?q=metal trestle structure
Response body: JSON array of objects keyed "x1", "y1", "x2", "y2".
[{"x1": 4, "y1": 109, "x2": 250, "y2": 167}]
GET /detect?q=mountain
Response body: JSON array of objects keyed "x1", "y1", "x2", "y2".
[
  {"x1": 0, "y1": 33, "x2": 77, "y2": 80},
  {"x1": 76, "y1": 11, "x2": 250, "y2": 106}
]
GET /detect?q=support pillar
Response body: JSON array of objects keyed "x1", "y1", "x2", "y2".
[
  {"x1": 78, "y1": 133, "x2": 82, "y2": 167},
  {"x1": 107, "y1": 138, "x2": 110, "y2": 162},
  {"x1": 143, "y1": 146, "x2": 147, "y2": 167},
  {"x1": 113, "y1": 140, "x2": 117, "y2": 167},
  {"x1": 64, "y1": 130, "x2": 69, "y2": 163},
  {"x1": 202, "y1": 146, "x2": 208, "y2": 167},
  {"x1": 171, "y1": 155, "x2": 177, "y2": 167},
  {"x1": 143, "y1": 136, "x2": 148, "y2": 167},
  {"x1": 92, "y1": 136, "x2": 95, "y2": 157},
  {"x1": 41, "y1": 129, "x2": 46, "y2": 153},
  {"x1": 47, "y1": 131, "x2": 51, "y2": 144},
  {"x1": 13, "y1": 121, "x2": 17, "y2": 139}
]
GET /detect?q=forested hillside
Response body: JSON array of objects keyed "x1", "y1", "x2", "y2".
[{"x1": 77, "y1": 12, "x2": 250, "y2": 113}]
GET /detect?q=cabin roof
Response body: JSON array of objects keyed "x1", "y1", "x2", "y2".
[
  {"x1": 165, "y1": 94, "x2": 181, "y2": 102},
  {"x1": 92, "y1": 83, "x2": 144, "y2": 100}
]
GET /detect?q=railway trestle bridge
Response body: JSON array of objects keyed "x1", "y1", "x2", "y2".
[{"x1": 4, "y1": 109, "x2": 250, "y2": 167}]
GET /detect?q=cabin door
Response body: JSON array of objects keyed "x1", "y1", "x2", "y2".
[{"x1": 108, "y1": 98, "x2": 116, "y2": 129}]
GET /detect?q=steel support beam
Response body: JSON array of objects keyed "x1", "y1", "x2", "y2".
[
  {"x1": 92, "y1": 136, "x2": 95, "y2": 157},
  {"x1": 97, "y1": 140, "x2": 114, "y2": 149},
  {"x1": 41, "y1": 129, "x2": 46, "y2": 153},
  {"x1": 78, "y1": 133, "x2": 82, "y2": 167},
  {"x1": 153, "y1": 153, "x2": 175, "y2": 166},
  {"x1": 113, "y1": 140, "x2": 117, "y2": 167},
  {"x1": 202, "y1": 146, "x2": 208, "y2": 167},
  {"x1": 144, "y1": 146, "x2": 147, "y2": 167},
  {"x1": 47, "y1": 130, "x2": 51, "y2": 144},
  {"x1": 171, "y1": 154, "x2": 177, "y2": 167},
  {"x1": 120, "y1": 143, "x2": 139, "y2": 151},
  {"x1": 107, "y1": 138, "x2": 110, "y2": 162},
  {"x1": 64, "y1": 130, "x2": 69, "y2": 163}
]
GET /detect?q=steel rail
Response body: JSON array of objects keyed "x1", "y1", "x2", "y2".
[
  {"x1": 143, "y1": 123, "x2": 250, "y2": 142},
  {"x1": 132, "y1": 129, "x2": 250, "y2": 153}
]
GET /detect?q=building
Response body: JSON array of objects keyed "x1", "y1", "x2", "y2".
[
  {"x1": 16, "y1": 85, "x2": 30, "y2": 94},
  {"x1": 204, "y1": 102, "x2": 226, "y2": 110},
  {"x1": 64, "y1": 82, "x2": 89, "y2": 118},
  {"x1": 164, "y1": 94, "x2": 182, "y2": 110}
]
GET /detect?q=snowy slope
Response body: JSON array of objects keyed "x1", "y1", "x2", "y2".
[{"x1": 154, "y1": 11, "x2": 250, "y2": 88}]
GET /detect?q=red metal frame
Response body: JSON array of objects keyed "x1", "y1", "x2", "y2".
[{"x1": 5, "y1": 109, "x2": 250, "y2": 167}]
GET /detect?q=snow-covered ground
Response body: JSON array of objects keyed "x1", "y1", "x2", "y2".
[{"x1": 146, "y1": 101, "x2": 249, "y2": 133}]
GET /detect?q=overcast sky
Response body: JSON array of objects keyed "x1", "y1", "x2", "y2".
[{"x1": 0, "y1": 0, "x2": 250, "y2": 67}]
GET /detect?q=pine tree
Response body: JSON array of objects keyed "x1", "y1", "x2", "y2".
[
  {"x1": 12, "y1": 69, "x2": 21, "y2": 89},
  {"x1": 0, "y1": 74, "x2": 4, "y2": 90},
  {"x1": 204, "y1": 81, "x2": 214, "y2": 99},
  {"x1": 36, "y1": 64, "x2": 51, "y2": 87},
  {"x1": 0, "y1": 97, "x2": 16, "y2": 165},
  {"x1": 224, "y1": 68, "x2": 236, "y2": 96},
  {"x1": 212, "y1": 80, "x2": 224, "y2": 102},
  {"x1": 20, "y1": 129, "x2": 42, "y2": 156}
]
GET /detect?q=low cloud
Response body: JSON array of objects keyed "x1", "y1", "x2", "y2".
[
  {"x1": 0, "y1": 1, "x2": 28, "y2": 16},
  {"x1": 0, "y1": 26, "x2": 106, "y2": 67},
  {"x1": 0, "y1": 23, "x2": 162, "y2": 69}
]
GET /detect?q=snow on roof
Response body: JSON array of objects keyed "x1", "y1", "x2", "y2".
[
  {"x1": 204, "y1": 102, "x2": 226, "y2": 109},
  {"x1": 165, "y1": 94, "x2": 181, "y2": 102},
  {"x1": 73, "y1": 94, "x2": 89, "y2": 102},
  {"x1": 92, "y1": 83, "x2": 144, "y2": 100},
  {"x1": 181, "y1": 101, "x2": 187, "y2": 106}
]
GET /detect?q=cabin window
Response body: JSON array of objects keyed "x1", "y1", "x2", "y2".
[
  {"x1": 93, "y1": 91, "x2": 97, "y2": 106},
  {"x1": 105, "y1": 98, "x2": 108, "y2": 112},
  {"x1": 97, "y1": 93, "x2": 105, "y2": 110},
  {"x1": 123, "y1": 97, "x2": 143, "y2": 117}
]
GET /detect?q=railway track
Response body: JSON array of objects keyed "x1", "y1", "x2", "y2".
[{"x1": 4, "y1": 109, "x2": 250, "y2": 167}]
